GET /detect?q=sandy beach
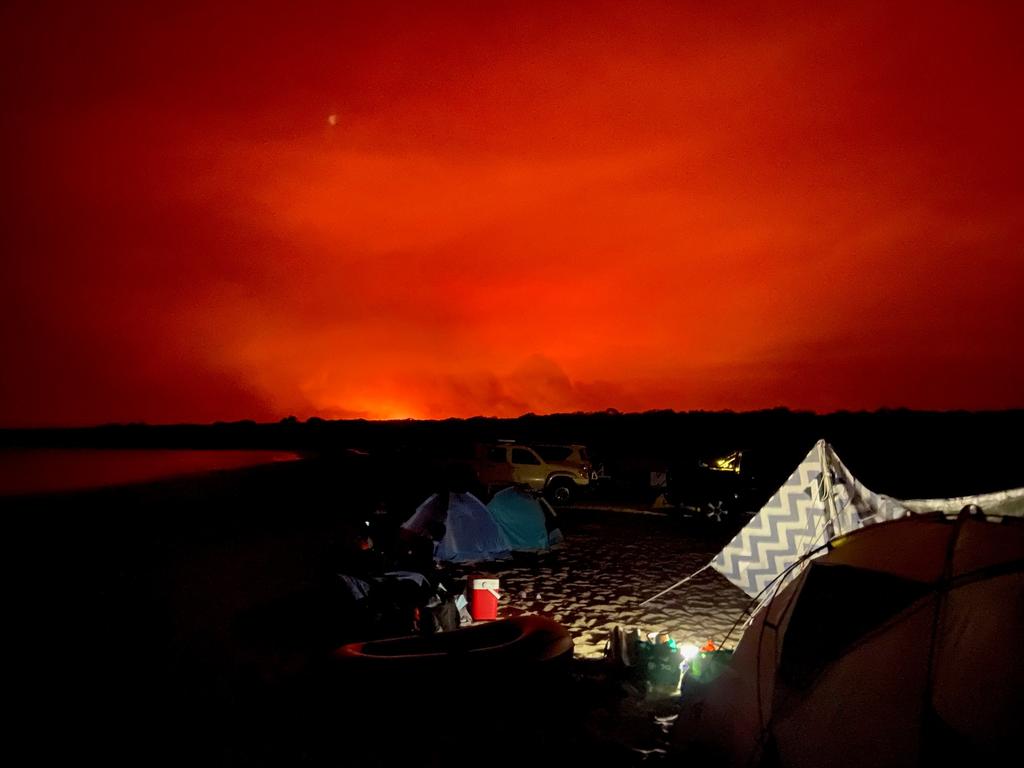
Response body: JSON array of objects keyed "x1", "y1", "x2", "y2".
[{"x1": 484, "y1": 507, "x2": 753, "y2": 659}]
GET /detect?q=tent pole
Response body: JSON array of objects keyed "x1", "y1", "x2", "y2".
[
  {"x1": 818, "y1": 440, "x2": 841, "y2": 538},
  {"x1": 639, "y1": 563, "x2": 712, "y2": 606}
]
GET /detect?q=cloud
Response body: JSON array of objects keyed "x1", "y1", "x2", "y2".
[{"x1": 1, "y1": 1, "x2": 1021, "y2": 424}]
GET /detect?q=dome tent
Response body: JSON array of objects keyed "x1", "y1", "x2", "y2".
[
  {"x1": 672, "y1": 512, "x2": 1024, "y2": 767},
  {"x1": 486, "y1": 486, "x2": 563, "y2": 552},
  {"x1": 402, "y1": 491, "x2": 510, "y2": 563}
]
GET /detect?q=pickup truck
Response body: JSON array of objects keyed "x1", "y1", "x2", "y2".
[{"x1": 470, "y1": 442, "x2": 590, "y2": 504}]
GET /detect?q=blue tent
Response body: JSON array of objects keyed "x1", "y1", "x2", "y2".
[
  {"x1": 487, "y1": 487, "x2": 563, "y2": 552},
  {"x1": 402, "y1": 492, "x2": 511, "y2": 563}
]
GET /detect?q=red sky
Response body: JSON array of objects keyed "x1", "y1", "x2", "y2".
[{"x1": 2, "y1": 1, "x2": 1022, "y2": 426}]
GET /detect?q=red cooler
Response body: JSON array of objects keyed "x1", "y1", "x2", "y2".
[{"x1": 468, "y1": 575, "x2": 500, "y2": 621}]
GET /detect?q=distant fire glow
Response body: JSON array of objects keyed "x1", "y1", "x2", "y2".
[{"x1": 1, "y1": 2, "x2": 1022, "y2": 426}]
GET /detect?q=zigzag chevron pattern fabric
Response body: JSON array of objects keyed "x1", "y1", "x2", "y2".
[
  {"x1": 711, "y1": 441, "x2": 844, "y2": 598},
  {"x1": 824, "y1": 443, "x2": 911, "y2": 527},
  {"x1": 706, "y1": 439, "x2": 1023, "y2": 601}
]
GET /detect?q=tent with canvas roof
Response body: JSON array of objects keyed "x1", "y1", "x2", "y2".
[
  {"x1": 649, "y1": 439, "x2": 1024, "y2": 766},
  {"x1": 402, "y1": 491, "x2": 511, "y2": 564},
  {"x1": 671, "y1": 512, "x2": 1024, "y2": 767}
]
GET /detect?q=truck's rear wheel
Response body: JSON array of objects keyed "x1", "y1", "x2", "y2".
[{"x1": 546, "y1": 480, "x2": 573, "y2": 506}]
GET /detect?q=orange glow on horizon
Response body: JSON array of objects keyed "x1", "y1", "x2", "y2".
[{"x1": 1, "y1": 1, "x2": 1022, "y2": 426}]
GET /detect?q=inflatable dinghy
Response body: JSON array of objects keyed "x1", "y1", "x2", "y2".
[{"x1": 332, "y1": 614, "x2": 573, "y2": 673}]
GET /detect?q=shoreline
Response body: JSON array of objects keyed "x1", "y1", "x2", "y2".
[{"x1": 0, "y1": 447, "x2": 301, "y2": 497}]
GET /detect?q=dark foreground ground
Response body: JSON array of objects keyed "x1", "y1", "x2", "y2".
[
  {"x1": 8, "y1": 409, "x2": 1024, "y2": 767},
  {"x1": 10, "y1": 457, "x2": 719, "y2": 767}
]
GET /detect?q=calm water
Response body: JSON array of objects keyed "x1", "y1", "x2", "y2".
[{"x1": 0, "y1": 449, "x2": 300, "y2": 496}]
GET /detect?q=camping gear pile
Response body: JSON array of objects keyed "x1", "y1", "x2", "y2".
[
  {"x1": 679, "y1": 645, "x2": 733, "y2": 688},
  {"x1": 660, "y1": 439, "x2": 1024, "y2": 767},
  {"x1": 606, "y1": 627, "x2": 733, "y2": 696},
  {"x1": 607, "y1": 628, "x2": 682, "y2": 692},
  {"x1": 639, "y1": 632, "x2": 683, "y2": 692},
  {"x1": 330, "y1": 486, "x2": 564, "y2": 643}
]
